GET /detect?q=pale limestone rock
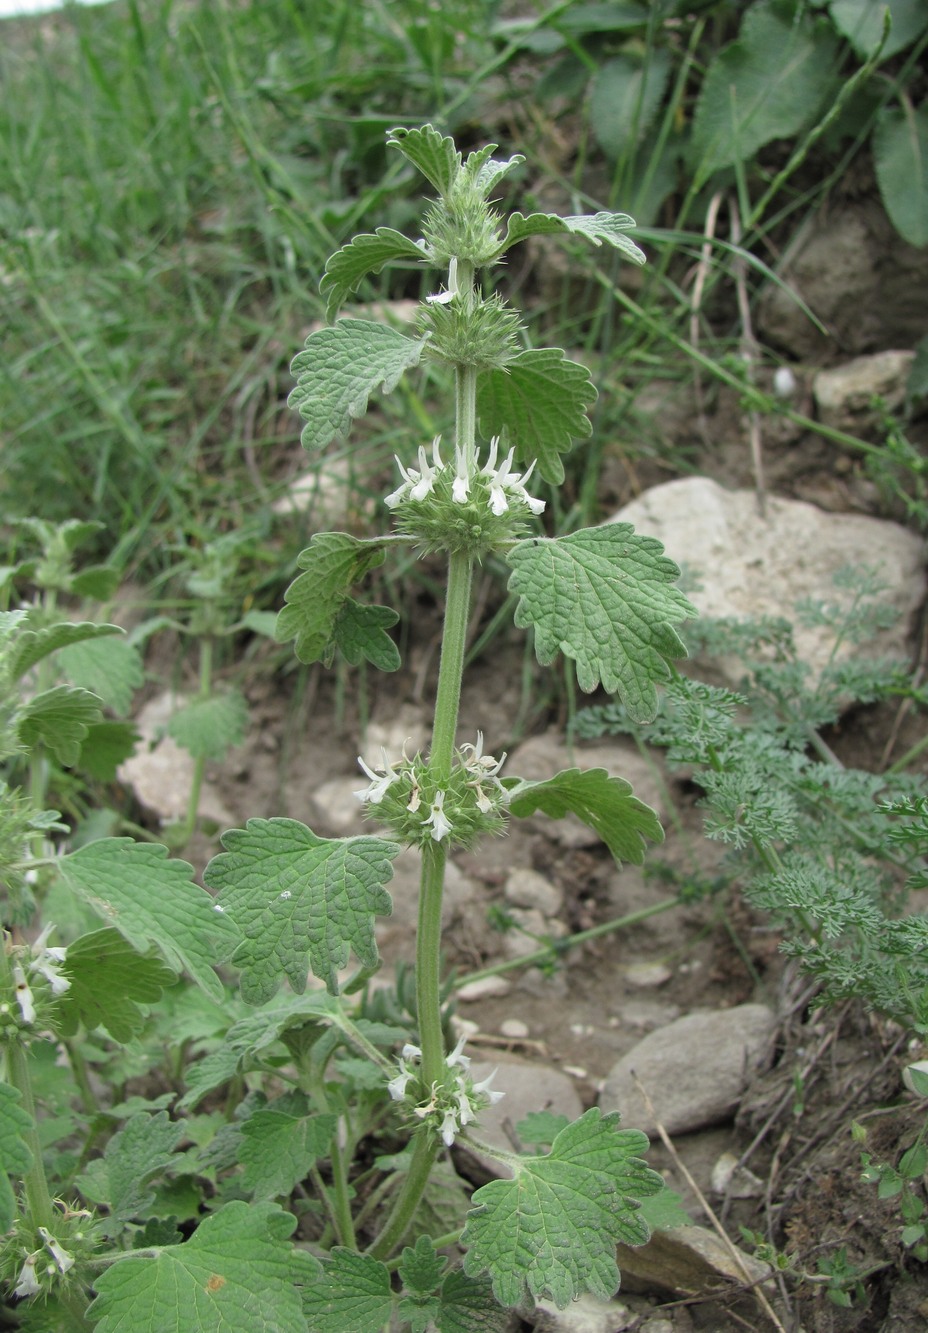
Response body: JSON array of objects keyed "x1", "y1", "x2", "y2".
[
  {"x1": 461, "y1": 1057, "x2": 584, "y2": 1177},
  {"x1": 616, "y1": 1224, "x2": 772, "y2": 1298},
  {"x1": 813, "y1": 350, "x2": 914, "y2": 429},
  {"x1": 456, "y1": 975, "x2": 512, "y2": 1002},
  {"x1": 531, "y1": 1293, "x2": 633, "y2": 1332},
  {"x1": 504, "y1": 867, "x2": 563, "y2": 916},
  {"x1": 613, "y1": 477, "x2": 924, "y2": 687},
  {"x1": 118, "y1": 692, "x2": 235, "y2": 829},
  {"x1": 499, "y1": 1017, "x2": 530, "y2": 1039},
  {"x1": 599, "y1": 1004, "x2": 777, "y2": 1135},
  {"x1": 624, "y1": 961, "x2": 672, "y2": 989}
]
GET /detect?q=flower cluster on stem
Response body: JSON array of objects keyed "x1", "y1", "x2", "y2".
[{"x1": 387, "y1": 1036, "x2": 504, "y2": 1147}]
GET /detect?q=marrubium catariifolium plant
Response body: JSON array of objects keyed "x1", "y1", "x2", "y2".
[{"x1": 0, "y1": 126, "x2": 697, "y2": 1329}]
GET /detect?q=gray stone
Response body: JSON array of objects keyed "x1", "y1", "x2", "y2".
[
  {"x1": 502, "y1": 907, "x2": 567, "y2": 961},
  {"x1": 624, "y1": 962, "x2": 672, "y2": 990},
  {"x1": 813, "y1": 350, "x2": 914, "y2": 429},
  {"x1": 616, "y1": 1224, "x2": 772, "y2": 1298},
  {"x1": 504, "y1": 867, "x2": 563, "y2": 916},
  {"x1": 456, "y1": 975, "x2": 512, "y2": 1003},
  {"x1": 613, "y1": 477, "x2": 925, "y2": 688},
  {"x1": 531, "y1": 1293, "x2": 633, "y2": 1332},
  {"x1": 310, "y1": 776, "x2": 367, "y2": 835},
  {"x1": 599, "y1": 1004, "x2": 777, "y2": 1135},
  {"x1": 500, "y1": 1018, "x2": 530, "y2": 1039},
  {"x1": 118, "y1": 692, "x2": 235, "y2": 830},
  {"x1": 461, "y1": 1057, "x2": 583, "y2": 1173}
]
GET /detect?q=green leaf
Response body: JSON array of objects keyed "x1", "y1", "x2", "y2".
[
  {"x1": 289, "y1": 319, "x2": 428, "y2": 451},
  {"x1": 462, "y1": 1108, "x2": 662, "y2": 1309},
  {"x1": 301, "y1": 1248, "x2": 393, "y2": 1333},
  {"x1": 388, "y1": 124, "x2": 462, "y2": 195},
  {"x1": 829, "y1": 0, "x2": 928, "y2": 59},
  {"x1": 334, "y1": 599, "x2": 400, "y2": 671},
  {"x1": 399, "y1": 1235, "x2": 446, "y2": 1296},
  {"x1": 873, "y1": 103, "x2": 928, "y2": 248},
  {"x1": 58, "y1": 839, "x2": 240, "y2": 1002},
  {"x1": 505, "y1": 768, "x2": 663, "y2": 865},
  {"x1": 590, "y1": 51, "x2": 672, "y2": 157},
  {"x1": 465, "y1": 148, "x2": 525, "y2": 199},
  {"x1": 166, "y1": 690, "x2": 248, "y2": 761},
  {"x1": 70, "y1": 564, "x2": 122, "y2": 601},
  {"x1": 494, "y1": 210, "x2": 646, "y2": 266},
  {"x1": 239, "y1": 1094, "x2": 337, "y2": 1199},
  {"x1": 179, "y1": 993, "x2": 341, "y2": 1110},
  {"x1": 9, "y1": 621, "x2": 123, "y2": 682},
  {"x1": 320, "y1": 228, "x2": 427, "y2": 321},
  {"x1": 275, "y1": 532, "x2": 389, "y2": 667},
  {"x1": 0, "y1": 1081, "x2": 33, "y2": 1232},
  {"x1": 77, "y1": 721, "x2": 139, "y2": 782},
  {"x1": 515, "y1": 1111, "x2": 571, "y2": 1148},
  {"x1": 477, "y1": 349, "x2": 596, "y2": 485},
  {"x1": 88, "y1": 1111, "x2": 184, "y2": 1229},
  {"x1": 639, "y1": 1185, "x2": 692, "y2": 1230},
  {"x1": 57, "y1": 928, "x2": 176, "y2": 1042},
  {"x1": 507, "y1": 525, "x2": 696, "y2": 722},
  {"x1": 203, "y1": 819, "x2": 398, "y2": 1001},
  {"x1": 88, "y1": 1201, "x2": 318, "y2": 1333},
  {"x1": 17, "y1": 686, "x2": 103, "y2": 766},
  {"x1": 691, "y1": 6, "x2": 837, "y2": 176},
  {"x1": 56, "y1": 635, "x2": 144, "y2": 716},
  {"x1": 435, "y1": 1269, "x2": 509, "y2": 1333}
]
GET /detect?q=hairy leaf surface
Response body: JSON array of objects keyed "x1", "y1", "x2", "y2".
[
  {"x1": 17, "y1": 686, "x2": 103, "y2": 766},
  {"x1": 289, "y1": 320, "x2": 427, "y2": 451},
  {"x1": 0, "y1": 1082, "x2": 33, "y2": 1232},
  {"x1": 321, "y1": 228, "x2": 426, "y2": 321},
  {"x1": 166, "y1": 690, "x2": 248, "y2": 761},
  {"x1": 275, "y1": 532, "x2": 390, "y2": 666},
  {"x1": 494, "y1": 211, "x2": 646, "y2": 265},
  {"x1": 507, "y1": 525, "x2": 696, "y2": 721},
  {"x1": 477, "y1": 349, "x2": 596, "y2": 484},
  {"x1": 504, "y1": 768, "x2": 662, "y2": 865},
  {"x1": 56, "y1": 635, "x2": 143, "y2": 715},
  {"x1": 301, "y1": 1248, "x2": 393, "y2": 1333},
  {"x1": 203, "y1": 819, "x2": 397, "y2": 1001},
  {"x1": 58, "y1": 928, "x2": 177, "y2": 1042},
  {"x1": 462, "y1": 1108, "x2": 661, "y2": 1309},
  {"x1": 388, "y1": 124, "x2": 461, "y2": 195}
]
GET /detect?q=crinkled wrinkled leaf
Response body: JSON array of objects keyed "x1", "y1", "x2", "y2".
[
  {"x1": 477, "y1": 349, "x2": 596, "y2": 484},
  {"x1": 321, "y1": 228, "x2": 427, "y2": 321},
  {"x1": 58, "y1": 839, "x2": 239, "y2": 1002},
  {"x1": 691, "y1": 7, "x2": 836, "y2": 175},
  {"x1": 493, "y1": 211, "x2": 646, "y2": 266},
  {"x1": 388, "y1": 124, "x2": 461, "y2": 195},
  {"x1": 179, "y1": 993, "x2": 341, "y2": 1110},
  {"x1": 240, "y1": 1093, "x2": 337, "y2": 1199},
  {"x1": 301, "y1": 1248, "x2": 393, "y2": 1333},
  {"x1": 275, "y1": 532, "x2": 388, "y2": 666},
  {"x1": 333, "y1": 598, "x2": 400, "y2": 671},
  {"x1": 462, "y1": 1108, "x2": 662, "y2": 1309},
  {"x1": 507, "y1": 525, "x2": 696, "y2": 721},
  {"x1": 17, "y1": 685, "x2": 103, "y2": 766},
  {"x1": 203, "y1": 818, "x2": 397, "y2": 1001},
  {"x1": 166, "y1": 690, "x2": 248, "y2": 761},
  {"x1": 0, "y1": 1082, "x2": 33, "y2": 1232},
  {"x1": 289, "y1": 320, "x2": 428, "y2": 451},
  {"x1": 9, "y1": 621, "x2": 122, "y2": 683},
  {"x1": 58, "y1": 928, "x2": 177, "y2": 1042},
  {"x1": 874, "y1": 104, "x2": 928, "y2": 248},
  {"x1": 80, "y1": 1111, "x2": 183, "y2": 1230},
  {"x1": 88, "y1": 1201, "x2": 317, "y2": 1333},
  {"x1": 504, "y1": 768, "x2": 662, "y2": 865},
  {"x1": 435, "y1": 1269, "x2": 510, "y2": 1333},
  {"x1": 57, "y1": 635, "x2": 144, "y2": 716}
]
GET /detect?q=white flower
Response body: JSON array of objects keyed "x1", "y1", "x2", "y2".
[
  {"x1": 38, "y1": 1228, "x2": 73, "y2": 1275},
  {"x1": 440, "y1": 1107, "x2": 459, "y2": 1147},
  {"x1": 452, "y1": 444, "x2": 471, "y2": 503},
  {"x1": 482, "y1": 438, "x2": 545, "y2": 517},
  {"x1": 455, "y1": 1083, "x2": 475, "y2": 1125},
  {"x1": 384, "y1": 436, "x2": 445, "y2": 508},
  {"x1": 12, "y1": 962, "x2": 35, "y2": 1024},
  {"x1": 462, "y1": 732, "x2": 508, "y2": 812},
  {"x1": 402, "y1": 1043, "x2": 422, "y2": 1061},
  {"x1": 472, "y1": 1067, "x2": 505, "y2": 1106},
  {"x1": 446, "y1": 1033, "x2": 471, "y2": 1071},
  {"x1": 13, "y1": 1254, "x2": 40, "y2": 1298},
  {"x1": 354, "y1": 750, "x2": 398, "y2": 804},
  {"x1": 422, "y1": 790, "x2": 453, "y2": 842},
  {"x1": 29, "y1": 923, "x2": 70, "y2": 997},
  {"x1": 387, "y1": 1060, "x2": 416, "y2": 1101},
  {"x1": 426, "y1": 257, "x2": 459, "y2": 306}
]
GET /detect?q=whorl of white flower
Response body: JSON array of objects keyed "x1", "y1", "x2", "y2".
[
  {"x1": 354, "y1": 749, "x2": 399, "y2": 804},
  {"x1": 422, "y1": 790, "x2": 453, "y2": 842},
  {"x1": 440, "y1": 1107, "x2": 459, "y2": 1147},
  {"x1": 461, "y1": 732, "x2": 508, "y2": 813},
  {"x1": 426, "y1": 256, "x2": 459, "y2": 306},
  {"x1": 12, "y1": 962, "x2": 35, "y2": 1025},
  {"x1": 29, "y1": 923, "x2": 70, "y2": 997},
  {"x1": 481, "y1": 437, "x2": 545, "y2": 517},
  {"x1": 452, "y1": 443, "x2": 471, "y2": 503},
  {"x1": 471, "y1": 1066, "x2": 505, "y2": 1106},
  {"x1": 446, "y1": 1033, "x2": 471, "y2": 1071},
  {"x1": 384, "y1": 436, "x2": 445, "y2": 508}
]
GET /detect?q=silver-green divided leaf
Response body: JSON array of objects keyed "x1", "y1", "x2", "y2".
[
  {"x1": 203, "y1": 818, "x2": 398, "y2": 1001},
  {"x1": 504, "y1": 768, "x2": 663, "y2": 865},
  {"x1": 289, "y1": 319, "x2": 428, "y2": 451},
  {"x1": 507, "y1": 524, "x2": 696, "y2": 722},
  {"x1": 387, "y1": 124, "x2": 462, "y2": 196},
  {"x1": 461, "y1": 1108, "x2": 662, "y2": 1310}
]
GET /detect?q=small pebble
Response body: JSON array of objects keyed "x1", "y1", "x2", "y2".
[
  {"x1": 563, "y1": 1064, "x2": 588, "y2": 1079},
  {"x1": 500, "y1": 1018, "x2": 530, "y2": 1040},
  {"x1": 624, "y1": 961, "x2": 672, "y2": 989},
  {"x1": 457, "y1": 975, "x2": 512, "y2": 1003}
]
